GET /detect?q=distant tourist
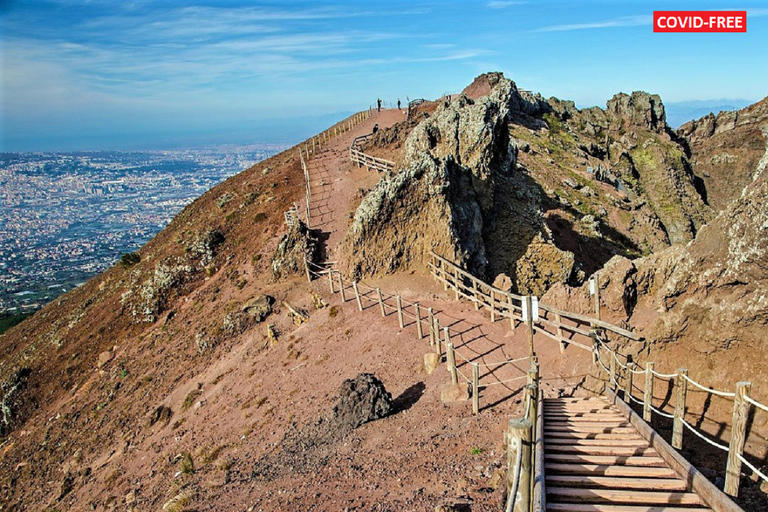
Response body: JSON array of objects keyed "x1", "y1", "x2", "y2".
[
  {"x1": 397, "y1": 99, "x2": 401, "y2": 110},
  {"x1": 377, "y1": 98, "x2": 382, "y2": 112},
  {"x1": 372, "y1": 123, "x2": 379, "y2": 134}
]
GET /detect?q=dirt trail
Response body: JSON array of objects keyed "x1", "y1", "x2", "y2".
[
  {"x1": 305, "y1": 108, "x2": 406, "y2": 261},
  {"x1": 302, "y1": 107, "x2": 593, "y2": 402}
]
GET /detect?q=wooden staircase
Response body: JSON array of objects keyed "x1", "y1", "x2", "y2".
[{"x1": 543, "y1": 397, "x2": 712, "y2": 512}]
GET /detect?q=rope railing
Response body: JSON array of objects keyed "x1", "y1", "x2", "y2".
[
  {"x1": 682, "y1": 373, "x2": 736, "y2": 399},
  {"x1": 591, "y1": 338, "x2": 767, "y2": 498},
  {"x1": 738, "y1": 453, "x2": 768, "y2": 485},
  {"x1": 504, "y1": 359, "x2": 542, "y2": 512}
]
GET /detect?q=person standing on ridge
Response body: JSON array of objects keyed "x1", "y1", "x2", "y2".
[
  {"x1": 397, "y1": 99, "x2": 401, "y2": 110},
  {"x1": 377, "y1": 98, "x2": 382, "y2": 112}
]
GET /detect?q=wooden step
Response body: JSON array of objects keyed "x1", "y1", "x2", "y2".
[
  {"x1": 547, "y1": 504, "x2": 711, "y2": 512},
  {"x1": 545, "y1": 414, "x2": 628, "y2": 422},
  {"x1": 544, "y1": 397, "x2": 607, "y2": 403},
  {"x1": 546, "y1": 445, "x2": 658, "y2": 457},
  {"x1": 545, "y1": 463, "x2": 677, "y2": 479},
  {"x1": 545, "y1": 454, "x2": 667, "y2": 467},
  {"x1": 546, "y1": 425, "x2": 637, "y2": 434},
  {"x1": 545, "y1": 431, "x2": 645, "y2": 440},
  {"x1": 546, "y1": 421, "x2": 632, "y2": 429},
  {"x1": 546, "y1": 475, "x2": 688, "y2": 491},
  {"x1": 547, "y1": 487, "x2": 703, "y2": 505},
  {"x1": 545, "y1": 437, "x2": 650, "y2": 447}
]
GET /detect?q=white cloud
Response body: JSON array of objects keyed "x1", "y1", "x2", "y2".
[
  {"x1": 535, "y1": 15, "x2": 650, "y2": 32},
  {"x1": 487, "y1": 1, "x2": 526, "y2": 8}
]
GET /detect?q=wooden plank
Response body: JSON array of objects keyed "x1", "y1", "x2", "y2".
[
  {"x1": 547, "y1": 504, "x2": 711, "y2": 512},
  {"x1": 545, "y1": 438, "x2": 650, "y2": 447},
  {"x1": 546, "y1": 487, "x2": 702, "y2": 505},
  {"x1": 545, "y1": 445, "x2": 658, "y2": 457},
  {"x1": 538, "y1": 302, "x2": 640, "y2": 340},
  {"x1": 546, "y1": 432, "x2": 644, "y2": 440},
  {"x1": 545, "y1": 463, "x2": 676, "y2": 479},
  {"x1": 545, "y1": 454, "x2": 667, "y2": 467},
  {"x1": 546, "y1": 426, "x2": 637, "y2": 434},
  {"x1": 546, "y1": 475, "x2": 688, "y2": 491},
  {"x1": 605, "y1": 389, "x2": 745, "y2": 512},
  {"x1": 535, "y1": 325, "x2": 593, "y2": 352},
  {"x1": 545, "y1": 412, "x2": 627, "y2": 420},
  {"x1": 545, "y1": 421, "x2": 632, "y2": 428},
  {"x1": 533, "y1": 386, "x2": 546, "y2": 512}
]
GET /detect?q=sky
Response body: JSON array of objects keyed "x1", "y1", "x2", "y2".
[{"x1": 1, "y1": 1, "x2": 767, "y2": 151}]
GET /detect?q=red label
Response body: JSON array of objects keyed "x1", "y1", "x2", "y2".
[{"x1": 653, "y1": 11, "x2": 746, "y2": 32}]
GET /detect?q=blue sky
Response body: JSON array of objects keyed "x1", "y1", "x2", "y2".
[{"x1": 1, "y1": 1, "x2": 767, "y2": 151}]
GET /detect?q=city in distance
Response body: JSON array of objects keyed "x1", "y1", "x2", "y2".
[{"x1": 0, "y1": 145, "x2": 285, "y2": 316}]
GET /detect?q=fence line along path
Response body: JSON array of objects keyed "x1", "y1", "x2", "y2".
[{"x1": 349, "y1": 133, "x2": 395, "y2": 173}]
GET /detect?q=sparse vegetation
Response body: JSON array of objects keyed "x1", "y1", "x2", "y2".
[
  {"x1": 120, "y1": 251, "x2": 141, "y2": 267},
  {"x1": 328, "y1": 305, "x2": 339, "y2": 318},
  {"x1": 218, "y1": 192, "x2": 234, "y2": 208},
  {"x1": 181, "y1": 389, "x2": 203, "y2": 411},
  {"x1": 179, "y1": 452, "x2": 194, "y2": 474},
  {"x1": 470, "y1": 446, "x2": 483, "y2": 455}
]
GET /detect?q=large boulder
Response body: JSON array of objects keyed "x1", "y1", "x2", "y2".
[{"x1": 332, "y1": 373, "x2": 393, "y2": 430}]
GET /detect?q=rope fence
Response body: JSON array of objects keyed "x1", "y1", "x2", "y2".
[{"x1": 592, "y1": 336, "x2": 768, "y2": 496}]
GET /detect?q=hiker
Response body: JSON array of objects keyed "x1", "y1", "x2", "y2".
[
  {"x1": 377, "y1": 98, "x2": 381, "y2": 112},
  {"x1": 397, "y1": 99, "x2": 401, "y2": 110},
  {"x1": 372, "y1": 123, "x2": 379, "y2": 134}
]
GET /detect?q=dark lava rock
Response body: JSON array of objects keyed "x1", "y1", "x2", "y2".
[{"x1": 332, "y1": 373, "x2": 392, "y2": 430}]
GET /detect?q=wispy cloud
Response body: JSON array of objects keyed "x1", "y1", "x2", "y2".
[
  {"x1": 535, "y1": 15, "x2": 650, "y2": 32},
  {"x1": 487, "y1": 1, "x2": 526, "y2": 9}
]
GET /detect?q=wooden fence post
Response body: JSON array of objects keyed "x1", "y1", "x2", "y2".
[
  {"x1": 472, "y1": 362, "x2": 480, "y2": 415},
  {"x1": 453, "y1": 268, "x2": 460, "y2": 300},
  {"x1": 396, "y1": 295, "x2": 404, "y2": 328},
  {"x1": 304, "y1": 257, "x2": 311, "y2": 283},
  {"x1": 445, "y1": 328, "x2": 458, "y2": 385},
  {"x1": 490, "y1": 289, "x2": 496, "y2": 322},
  {"x1": 435, "y1": 320, "x2": 442, "y2": 358},
  {"x1": 725, "y1": 382, "x2": 752, "y2": 497},
  {"x1": 338, "y1": 274, "x2": 346, "y2": 302},
  {"x1": 414, "y1": 303, "x2": 423, "y2": 339},
  {"x1": 555, "y1": 313, "x2": 564, "y2": 353},
  {"x1": 643, "y1": 362, "x2": 654, "y2": 422},
  {"x1": 328, "y1": 270, "x2": 335, "y2": 293},
  {"x1": 624, "y1": 355, "x2": 633, "y2": 401},
  {"x1": 353, "y1": 282, "x2": 363, "y2": 311},
  {"x1": 507, "y1": 418, "x2": 533, "y2": 512},
  {"x1": 593, "y1": 275, "x2": 601, "y2": 321},
  {"x1": 525, "y1": 296, "x2": 535, "y2": 357},
  {"x1": 672, "y1": 368, "x2": 688, "y2": 449},
  {"x1": 428, "y1": 308, "x2": 435, "y2": 346},
  {"x1": 377, "y1": 288, "x2": 385, "y2": 317},
  {"x1": 509, "y1": 293, "x2": 515, "y2": 329},
  {"x1": 473, "y1": 279, "x2": 479, "y2": 310},
  {"x1": 440, "y1": 260, "x2": 447, "y2": 291},
  {"x1": 609, "y1": 352, "x2": 617, "y2": 391}
]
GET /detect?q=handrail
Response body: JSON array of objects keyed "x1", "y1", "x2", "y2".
[
  {"x1": 428, "y1": 251, "x2": 639, "y2": 348},
  {"x1": 593, "y1": 339, "x2": 768, "y2": 498},
  {"x1": 349, "y1": 133, "x2": 395, "y2": 173}
]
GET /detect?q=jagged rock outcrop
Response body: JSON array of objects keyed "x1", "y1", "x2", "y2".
[
  {"x1": 550, "y1": 91, "x2": 713, "y2": 245},
  {"x1": 339, "y1": 77, "x2": 575, "y2": 294},
  {"x1": 545, "y1": 130, "x2": 768, "y2": 383},
  {"x1": 271, "y1": 220, "x2": 318, "y2": 281},
  {"x1": 679, "y1": 97, "x2": 768, "y2": 212}
]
